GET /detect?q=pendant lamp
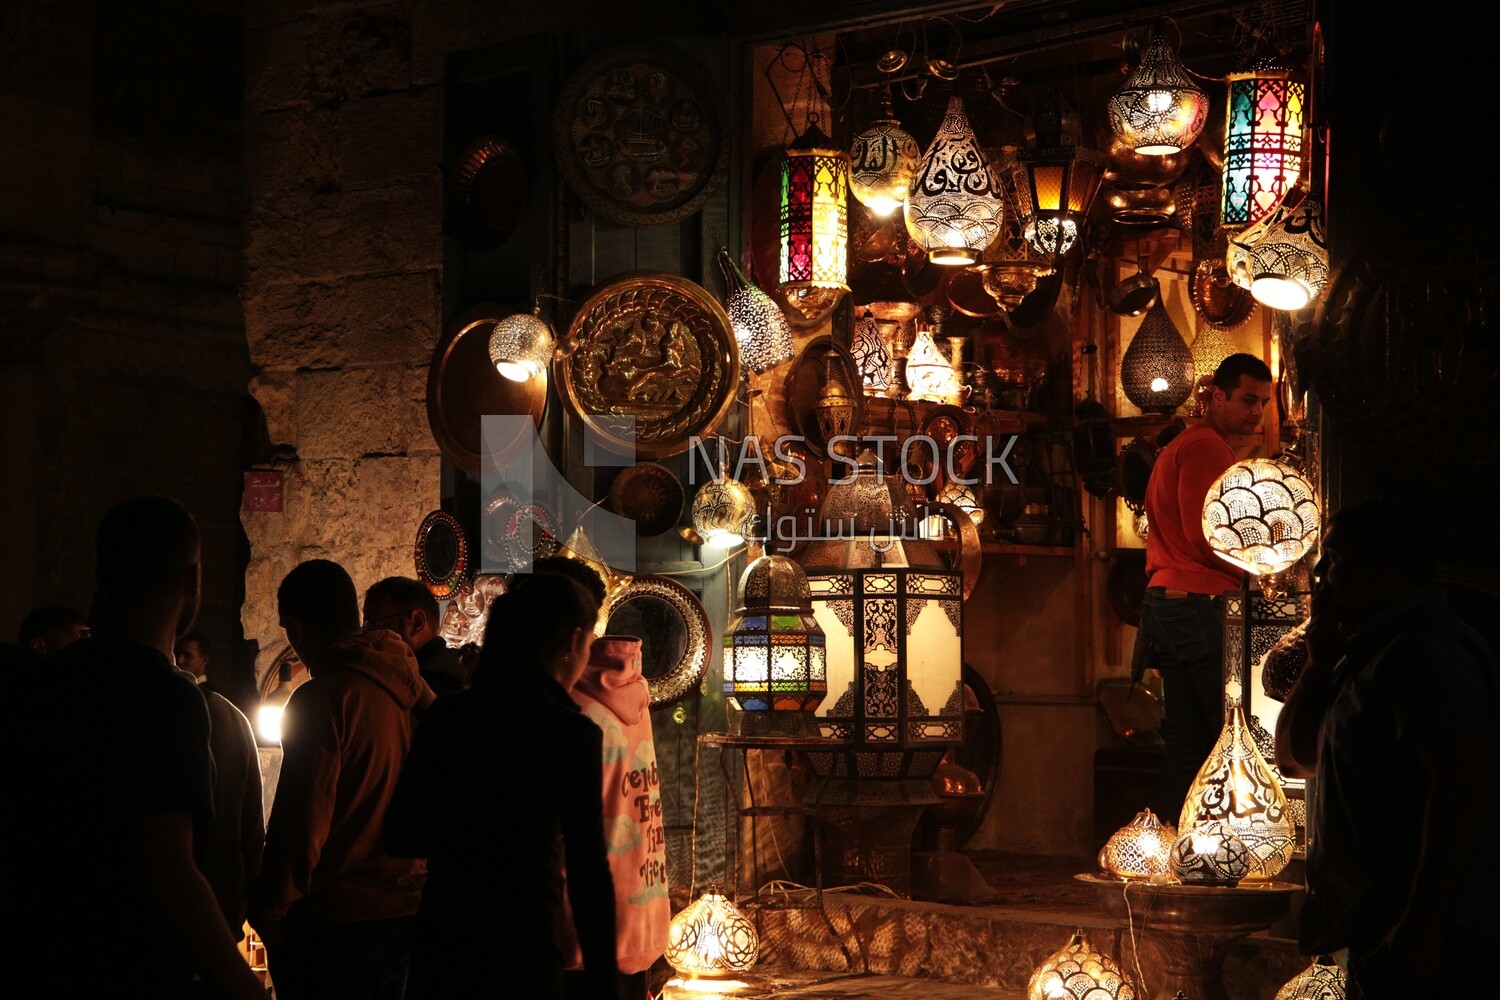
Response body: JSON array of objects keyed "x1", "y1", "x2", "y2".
[
  {"x1": 691, "y1": 468, "x2": 756, "y2": 550},
  {"x1": 1229, "y1": 191, "x2": 1328, "y2": 311},
  {"x1": 663, "y1": 884, "x2": 759, "y2": 986},
  {"x1": 905, "y1": 95, "x2": 1004, "y2": 266},
  {"x1": 1027, "y1": 930, "x2": 1137, "y2": 1000},
  {"x1": 1120, "y1": 302, "x2": 1194, "y2": 414},
  {"x1": 1013, "y1": 90, "x2": 1107, "y2": 259},
  {"x1": 1221, "y1": 61, "x2": 1306, "y2": 229},
  {"x1": 723, "y1": 553, "x2": 827, "y2": 727},
  {"x1": 1107, "y1": 32, "x2": 1210, "y2": 156},
  {"x1": 850, "y1": 88, "x2": 921, "y2": 217},
  {"x1": 1201, "y1": 458, "x2": 1320, "y2": 578},
  {"x1": 716, "y1": 248, "x2": 795, "y2": 374},
  {"x1": 487, "y1": 304, "x2": 555, "y2": 382},
  {"x1": 779, "y1": 122, "x2": 850, "y2": 323}
]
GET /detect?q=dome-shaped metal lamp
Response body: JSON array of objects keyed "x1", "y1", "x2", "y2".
[
  {"x1": 1120, "y1": 302, "x2": 1194, "y2": 413},
  {"x1": 1098, "y1": 808, "x2": 1177, "y2": 880},
  {"x1": 487, "y1": 306, "x2": 555, "y2": 382},
  {"x1": 724, "y1": 553, "x2": 827, "y2": 735},
  {"x1": 1027, "y1": 930, "x2": 1137, "y2": 1000},
  {"x1": 691, "y1": 475, "x2": 756, "y2": 550},
  {"x1": 1229, "y1": 193, "x2": 1328, "y2": 311},
  {"x1": 663, "y1": 884, "x2": 759, "y2": 987},
  {"x1": 1201, "y1": 458, "x2": 1320, "y2": 578},
  {"x1": 1107, "y1": 32, "x2": 1210, "y2": 156}
]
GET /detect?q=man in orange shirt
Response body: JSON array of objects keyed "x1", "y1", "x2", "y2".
[{"x1": 1142, "y1": 353, "x2": 1273, "y2": 819}]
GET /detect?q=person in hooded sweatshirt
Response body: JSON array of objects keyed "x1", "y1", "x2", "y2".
[{"x1": 248, "y1": 559, "x2": 427, "y2": 1000}]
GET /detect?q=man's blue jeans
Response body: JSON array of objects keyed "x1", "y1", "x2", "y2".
[{"x1": 1139, "y1": 587, "x2": 1226, "y2": 821}]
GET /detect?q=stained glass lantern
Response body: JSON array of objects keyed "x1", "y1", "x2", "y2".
[
  {"x1": 1098, "y1": 808, "x2": 1177, "y2": 880},
  {"x1": 779, "y1": 123, "x2": 850, "y2": 323},
  {"x1": 1169, "y1": 820, "x2": 1253, "y2": 885},
  {"x1": 905, "y1": 95, "x2": 1004, "y2": 266},
  {"x1": 691, "y1": 475, "x2": 756, "y2": 550},
  {"x1": 797, "y1": 449, "x2": 965, "y2": 781},
  {"x1": 1202, "y1": 459, "x2": 1320, "y2": 578},
  {"x1": 975, "y1": 146, "x2": 1056, "y2": 312},
  {"x1": 1120, "y1": 302, "x2": 1194, "y2": 414},
  {"x1": 905, "y1": 327, "x2": 961, "y2": 404},
  {"x1": 1275, "y1": 955, "x2": 1347, "y2": 1000},
  {"x1": 1221, "y1": 61, "x2": 1306, "y2": 229},
  {"x1": 724, "y1": 553, "x2": 827, "y2": 734},
  {"x1": 1228, "y1": 193, "x2": 1328, "y2": 311},
  {"x1": 487, "y1": 305, "x2": 554, "y2": 382},
  {"x1": 850, "y1": 310, "x2": 895, "y2": 395},
  {"x1": 1178, "y1": 681, "x2": 1295, "y2": 880},
  {"x1": 1027, "y1": 930, "x2": 1137, "y2": 1000},
  {"x1": 664, "y1": 885, "x2": 759, "y2": 984},
  {"x1": 850, "y1": 90, "x2": 921, "y2": 218},
  {"x1": 1107, "y1": 32, "x2": 1210, "y2": 156},
  {"x1": 716, "y1": 248, "x2": 794, "y2": 374},
  {"x1": 1014, "y1": 92, "x2": 1107, "y2": 259}
]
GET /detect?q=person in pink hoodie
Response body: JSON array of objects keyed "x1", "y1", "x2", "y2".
[{"x1": 561, "y1": 634, "x2": 671, "y2": 1000}]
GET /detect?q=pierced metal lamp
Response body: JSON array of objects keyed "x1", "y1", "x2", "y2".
[
  {"x1": 905, "y1": 95, "x2": 1004, "y2": 266},
  {"x1": 904, "y1": 326, "x2": 961, "y2": 404},
  {"x1": 1120, "y1": 302, "x2": 1194, "y2": 413},
  {"x1": 1221, "y1": 61, "x2": 1306, "y2": 229},
  {"x1": 850, "y1": 309, "x2": 895, "y2": 395},
  {"x1": 778, "y1": 122, "x2": 850, "y2": 324},
  {"x1": 1107, "y1": 31, "x2": 1209, "y2": 156},
  {"x1": 663, "y1": 884, "x2": 759, "y2": 987},
  {"x1": 1098, "y1": 808, "x2": 1177, "y2": 880},
  {"x1": 1228, "y1": 191, "x2": 1328, "y2": 311},
  {"x1": 1202, "y1": 458, "x2": 1320, "y2": 578},
  {"x1": 691, "y1": 471, "x2": 756, "y2": 550},
  {"x1": 1169, "y1": 819, "x2": 1253, "y2": 885},
  {"x1": 1013, "y1": 91, "x2": 1107, "y2": 259},
  {"x1": 1275, "y1": 955, "x2": 1347, "y2": 1000},
  {"x1": 850, "y1": 88, "x2": 921, "y2": 217},
  {"x1": 1027, "y1": 930, "x2": 1137, "y2": 1000},
  {"x1": 716, "y1": 248, "x2": 794, "y2": 374},
  {"x1": 487, "y1": 305, "x2": 555, "y2": 382}
]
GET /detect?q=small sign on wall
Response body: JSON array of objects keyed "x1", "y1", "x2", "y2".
[{"x1": 244, "y1": 471, "x2": 284, "y2": 513}]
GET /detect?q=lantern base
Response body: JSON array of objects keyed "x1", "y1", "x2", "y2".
[
  {"x1": 727, "y1": 707, "x2": 821, "y2": 739},
  {"x1": 810, "y1": 777, "x2": 937, "y2": 896}
]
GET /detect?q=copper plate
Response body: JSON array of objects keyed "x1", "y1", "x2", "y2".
[
  {"x1": 945, "y1": 266, "x2": 1003, "y2": 318},
  {"x1": 919, "y1": 404, "x2": 976, "y2": 477},
  {"x1": 599, "y1": 573, "x2": 712, "y2": 707},
  {"x1": 449, "y1": 134, "x2": 526, "y2": 250},
  {"x1": 609, "y1": 461, "x2": 685, "y2": 536},
  {"x1": 558, "y1": 271, "x2": 738, "y2": 459},
  {"x1": 414, "y1": 509, "x2": 471, "y2": 599},
  {"x1": 782, "y1": 336, "x2": 865, "y2": 459},
  {"x1": 427, "y1": 304, "x2": 549, "y2": 475},
  {"x1": 1190, "y1": 258, "x2": 1257, "y2": 331},
  {"x1": 552, "y1": 44, "x2": 728, "y2": 227}
]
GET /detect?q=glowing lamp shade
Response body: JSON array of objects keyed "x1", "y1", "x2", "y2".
[
  {"x1": 905, "y1": 96, "x2": 1004, "y2": 266},
  {"x1": 691, "y1": 476, "x2": 756, "y2": 549},
  {"x1": 850, "y1": 311, "x2": 895, "y2": 395},
  {"x1": 1106, "y1": 33, "x2": 1209, "y2": 156},
  {"x1": 716, "y1": 248, "x2": 794, "y2": 374},
  {"x1": 1275, "y1": 955, "x2": 1348, "y2": 1000},
  {"x1": 1169, "y1": 820, "x2": 1253, "y2": 885},
  {"x1": 664, "y1": 886, "x2": 759, "y2": 983},
  {"x1": 935, "y1": 480, "x2": 984, "y2": 526},
  {"x1": 1189, "y1": 325, "x2": 1234, "y2": 385},
  {"x1": 1013, "y1": 93, "x2": 1106, "y2": 259},
  {"x1": 1222, "y1": 63, "x2": 1306, "y2": 228},
  {"x1": 850, "y1": 103, "x2": 921, "y2": 217},
  {"x1": 1120, "y1": 303, "x2": 1194, "y2": 413},
  {"x1": 487, "y1": 308, "x2": 554, "y2": 382},
  {"x1": 724, "y1": 554, "x2": 827, "y2": 713},
  {"x1": 1098, "y1": 808, "x2": 1177, "y2": 880},
  {"x1": 1178, "y1": 683, "x2": 1295, "y2": 880},
  {"x1": 1202, "y1": 459, "x2": 1320, "y2": 577},
  {"x1": 779, "y1": 124, "x2": 850, "y2": 320},
  {"x1": 1027, "y1": 930, "x2": 1137, "y2": 1000},
  {"x1": 904, "y1": 327, "x2": 961, "y2": 404},
  {"x1": 1228, "y1": 194, "x2": 1328, "y2": 311}
]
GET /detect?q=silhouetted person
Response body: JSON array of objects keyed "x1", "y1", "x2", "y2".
[
  {"x1": 385, "y1": 573, "x2": 620, "y2": 1000},
  {"x1": 18, "y1": 604, "x2": 90, "y2": 656},
  {"x1": 363, "y1": 576, "x2": 468, "y2": 697},
  {"x1": 175, "y1": 631, "x2": 213, "y2": 687},
  {"x1": 1278, "y1": 500, "x2": 1500, "y2": 998},
  {"x1": 248, "y1": 559, "x2": 426, "y2": 1000},
  {"x1": 8, "y1": 496, "x2": 267, "y2": 999},
  {"x1": 1141, "y1": 353, "x2": 1272, "y2": 819}
]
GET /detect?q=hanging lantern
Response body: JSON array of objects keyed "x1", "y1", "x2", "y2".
[
  {"x1": 778, "y1": 122, "x2": 850, "y2": 323},
  {"x1": 798, "y1": 449, "x2": 965, "y2": 780},
  {"x1": 1229, "y1": 193, "x2": 1328, "y2": 311},
  {"x1": 1275, "y1": 955, "x2": 1347, "y2": 1000},
  {"x1": 850, "y1": 310, "x2": 895, "y2": 395},
  {"x1": 1202, "y1": 458, "x2": 1320, "y2": 578},
  {"x1": 905, "y1": 95, "x2": 1004, "y2": 266},
  {"x1": 716, "y1": 248, "x2": 794, "y2": 374},
  {"x1": 1107, "y1": 32, "x2": 1210, "y2": 156},
  {"x1": 664, "y1": 885, "x2": 759, "y2": 984},
  {"x1": 1221, "y1": 61, "x2": 1306, "y2": 229},
  {"x1": 813, "y1": 354, "x2": 859, "y2": 458},
  {"x1": 691, "y1": 474, "x2": 756, "y2": 549},
  {"x1": 850, "y1": 89, "x2": 921, "y2": 217},
  {"x1": 1027, "y1": 930, "x2": 1137, "y2": 1000},
  {"x1": 1179, "y1": 681, "x2": 1296, "y2": 880},
  {"x1": 1189, "y1": 325, "x2": 1234, "y2": 386},
  {"x1": 487, "y1": 305, "x2": 555, "y2": 382},
  {"x1": 1098, "y1": 808, "x2": 1177, "y2": 880},
  {"x1": 1120, "y1": 302, "x2": 1194, "y2": 414},
  {"x1": 1013, "y1": 91, "x2": 1107, "y2": 259},
  {"x1": 1169, "y1": 819, "x2": 1253, "y2": 885},
  {"x1": 975, "y1": 146, "x2": 1056, "y2": 311},
  {"x1": 723, "y1": 553, "x2": 827, "y2": 727}
]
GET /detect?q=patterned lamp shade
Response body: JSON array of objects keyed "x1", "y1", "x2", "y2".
[
  {"x1": 850, "y1": 96, "x2": 921, "y2": 217},
  {"x1": 1202, "y1": 459, "x2": 1320, "y2": 577},
  {"x1": 1014, "y1": 92, "x2": 1107, "y2": 259},
  {"x1": 1222, "y1": 62, "x2": 1306, "y2": 229},
  {"x1": 850, "y1": 310, "x2": 896, "y2": 395},
  {"x1": 724, "y1": 554, "x2": 827, "y2": 713},
  {"x1": 1229, "y1": 194, "x2": 1328, "y2": 311},
  {"x1": 1275, "y1": 956, "x2": 1348, "y2": 1000},
  {"x1": 1098, "y1": 808, "x2": 1177, "y2": 880},
  {"x1": 934, "y1": 480, "x2": 983, "y2": 526},
  {"x1": 664, "y1": 885, "x2": 759, "y2": 982},
  {"x1": 905, "y1": 96, "x2": 1004, "y2": 266},
  {"x1": 813, "y1": 353, "x2": 860, "y2": 458},
  {"x1": 1027, "y1": 930, "x2": 1137, "y2": 1000},
  {"x1": 1120, "y1": 302, "x2": 1195, "y2": 413},
  {"x1": 797, "y1": 449, "x2": 965, "y2": 780},
  {"x1": 905, "y1": 327, "x2": 961, "y2": 403},
  {"x1": 1189, "y1": 325, "x2": 1235, "y2": 384},
  {"x1": 1169, "y1": 819, "x2": 1253, "y2": 885},
  {"x1": 779, "y1": 123, "x2": 850, "y2": 321},
  {"x1": 977, "y1": 146, "x2": 1056, "y2": 310},
  {"x1": 1178, "y1": 682, "x2": 1295, "y2": 880},
  {"x1": 1107, "y1": 32, "x2": 1209, "y2": 156},
  {"x1": 691, "y1": 476, "x2": 756, "y2": 549},
  {"x1": 487, "y1": 307, "x2": 554, "y2": 382},
  {"x1": 717, "y1": 248, "x2": 794, "y2": 374}
]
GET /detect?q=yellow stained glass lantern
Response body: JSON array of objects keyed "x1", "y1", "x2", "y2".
[
  {"x1": 1275, "y1": 955, "x2": 1347, "y2": 1000},
  {"x1": 1228, "y1": 192, "x2": 1328, "y2": 311},
  {"x1": 664, "y1": 885, "x2": 759, "y2": 985},
  {"x1": 905, "y1": 95, "x2": 1004, "y2": 266},
  {"x1": 1027, "y1": 930, "x2": 1137, "y2": 1000},
  {"x1": 1098, "y1": 808, "x2": 1177, "y2": 880},
  {"x1": 779, "y1": 123, "x2": 850, "y2": 324},
  {"x1": 691, "y1": 475, "x2": 756, "y2": 550},
  {"x1": 724, "y1": 553, "x2": 827, "y2": 723},
  {"x1": 1221, "y1": 61, "x2": 1306, "y2": 229},
  {"x1": 1013, "y1": 91, "x2": 1107, "y2": 260},
  {"x1": 1202, "y1": 459, "x2": 1320, "y2": 578},
  {"x1": 1107, "y1": 32, "x2": 1210, "y2": 156},
  {"x1": 1178, "y1": 681, "x2": 1295, "y2": 880},
  {"x1": 1169, "y1": 819, "x2": 1252, "y2": 885},
  {"x1": 850, "y1": 89, "x2": 921, "y2": 217},
  {"x1": 487, "y1": 305, "x2": 555, "y2": 382}
]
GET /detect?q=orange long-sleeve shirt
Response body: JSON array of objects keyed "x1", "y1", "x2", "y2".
[{"x1": 1144, "y1": 422, "x2": 1243, "y2": 596}]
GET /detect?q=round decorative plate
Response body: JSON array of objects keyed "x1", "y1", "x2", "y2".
[
  {"x1": 449, "y1": 134, "x2": 526, "y2": 251},
  {"x1": 427, "y1": 304, "x2": 549, "y2": 475},
  {"x1": 599, "y1": 573, "x2": 712, "y2": 707},
  {"x1": 1189, "y1": 258, "x2": 1257, "y2": 331},
  {"x1": 414, "y1": 510, "x2": 470, "y2": 599},
  {"x1": 609, "y1": 461, "x2": 685, "y2": 536},
  {"x1": 920, "y1": 404, "x2": 977, "y2": 478},
  {"x1": 482, "y1": 490, "x2": 560, "y2": 572},
  {"x1": 558, "y1": 271, "x2": 739, "y2": 459},
  {"x1": 782, "y1": 336, "x2": 865, "y2": 459},
  {"x1": 552, "y1": 44, "x2": 729, "y2": 226}
]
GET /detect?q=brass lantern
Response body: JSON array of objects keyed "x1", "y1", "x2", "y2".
[
  {"x1": 1014, "y1": 91, "x2": 1107, "y2": 259},
  {"x1": 717, "y1": 248, "x2": 794, "y2": 374},
  {"x1": 1098, "y1": 808, "x2": 1177, "y2": 880},
  {"x1": 850, "y1": 309, "x2": 896, "y2": 395},
  {"x1": 778, "y1": 122, "x2": 850, "y2": 323},
  {"x1": 1275, "y1": 955, "x2": 1348, "y2": 1000},
  {"x1": 723, "y1": 553, "x2": 827, "y2": 731},
  {"x1": 1169, "y1": 819, "x2": 1253, "y2": 885},
  {"x1": 976, "y1": 146, "x2": 1056, "y2": 311},
  {"x1": 663, "y1": 885, "x2": 759, "y2": 985},
  {"x1": 487, "y1": 305, "x2": 555, "y2": 382},
  {"x1": 1228, "y1": 192, "x2": 1329, "y2": 311},
  {"x1": 905, "y1": 95, "x2": 1004, "y2": 266},
  {"x1": 904, "y1": 327, "x2": 961, "y2": 404},
  {"x1": 1221, "y1": 61, "x2": 1306, "y2": 229},
  {"x1": 1202, "y1": 458, "x2": 1320, "y2": 578},
  {"x1": 850, "y1": 89, "x2": 921, "y2": 217},
  {"x1": 813, "y1": 353, "x2": 859, "y2": 458},
  {"x1": 1107, "y1": 32, "x2": 1210, "y2": 156},
  {"x1": 691, "y1": 474, "x2": 756, "y2": 550},
  {"x1": 1027, "y1": 930, "x2": 1137, "y2": 1000},
  {"x1": 1120, "y1": 302, "x2": 1194, "y2": 414}
]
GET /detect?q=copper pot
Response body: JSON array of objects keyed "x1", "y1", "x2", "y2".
[{"x1": 1105, "y1": 136, "x2": 1192, "y2": 189}]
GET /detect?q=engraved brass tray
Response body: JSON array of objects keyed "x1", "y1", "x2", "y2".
[{"x1": 558, "y1": 271, "x2": 739, "y2": 459}]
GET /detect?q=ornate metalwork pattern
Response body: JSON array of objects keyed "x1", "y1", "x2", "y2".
[
  {"x1": 553, "y1": 45, "x2": 728, "y2": 226},
  {"x1": 1027, "y1": 932, "x2": 1138, "y2": 1000},
  {"x1": 1106, "y1": 33, "x2": 1209, "y2": 155},
  {"x1": 1169, "y1": 821, "x2": 1252, "y2": 885},
  {"x1": 1221, "y1": 66, "x2": 1305, "y2": 228},
  {"x1": 414, "y1": 509, "x2": 469, "y2": 598},
  {"x1": 850, "y1": 115, "x2": 920, "y2": 216},
  {"x1": 664, "y1": 888, "x2": 758, "y2": 976},
  {"x1": 863, "y1": 598, "x2": 899, "y2": 654},
  {"x1": 1120, "y1": 302, "x2": 1194, "y2": 413},
  {"x1": 561, "y1": 272, "x2": 739, "y2": 459},
  {"x1": 850, "y1": 311, "x2": 894, "y2": 394},
  {"x1": 1202, "y1": 460, "x2": 1320, "y2": 577},
  {"x1": 905, "y1": 95, "x2": 1004, "y2": 263},
  {"x1": 1099, "y1": 808, "x2": 1177, "y2": 880}
]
